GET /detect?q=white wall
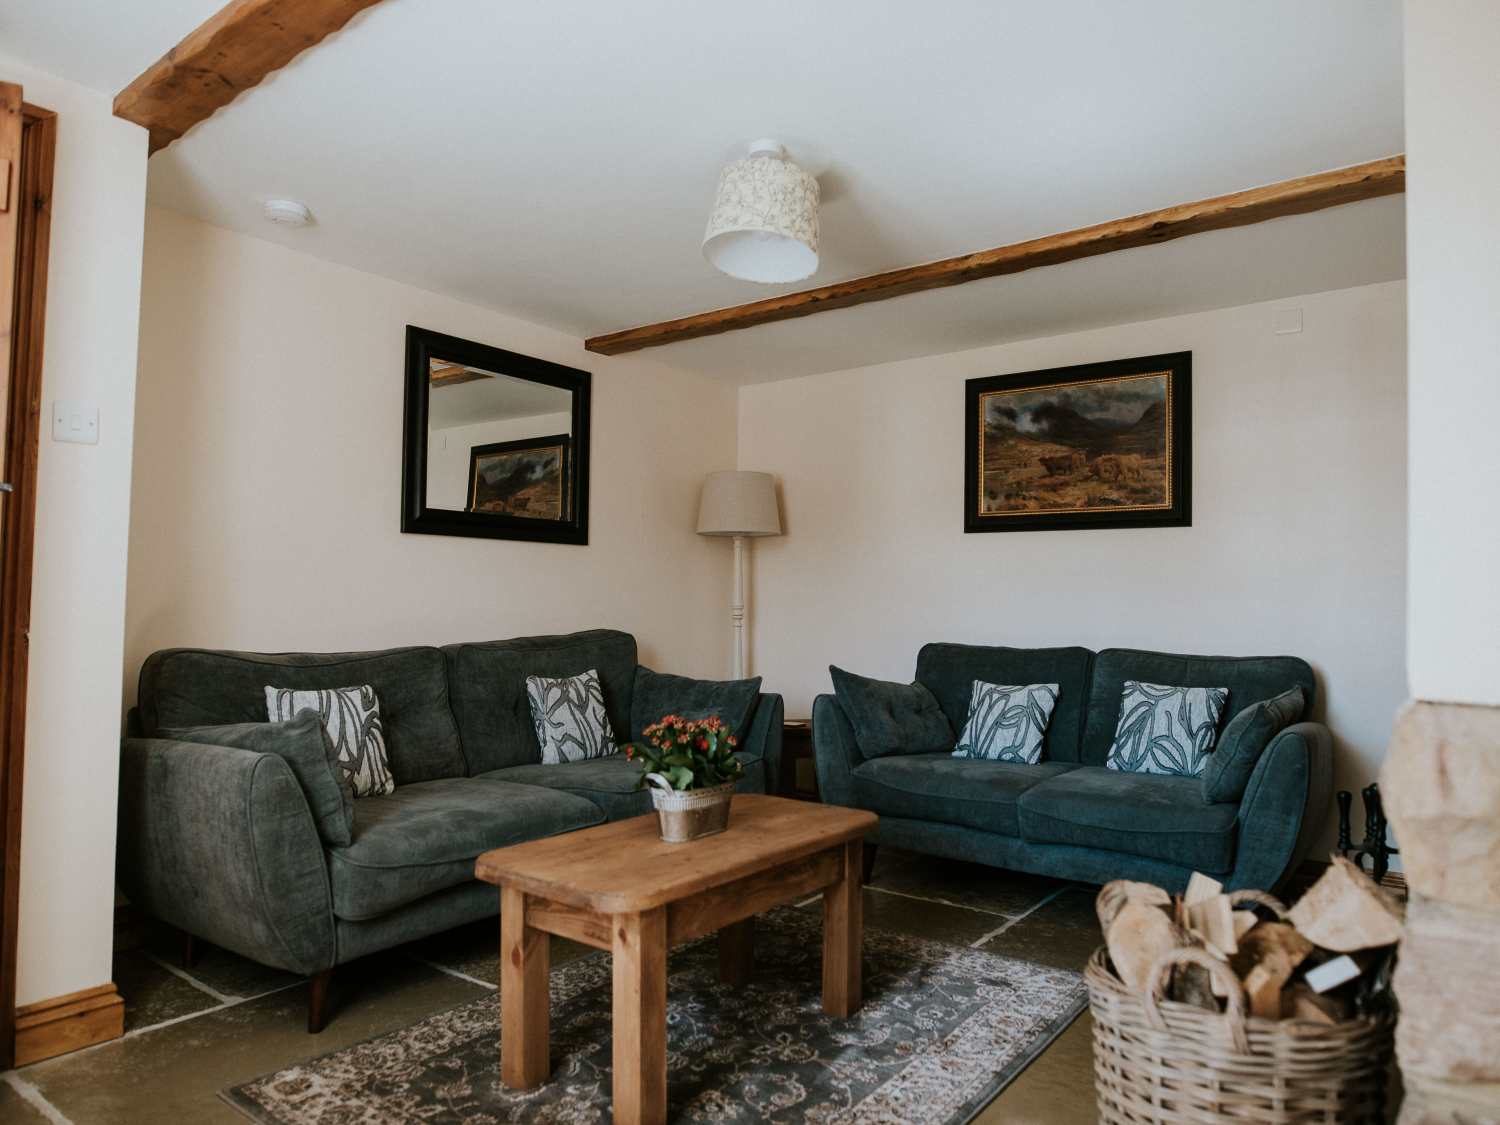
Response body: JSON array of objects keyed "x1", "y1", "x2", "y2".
[
  {"x1": 1404, "y1": 1, "x2": 1500, "y2": 706},
  {"x1": 426, "y1": 411, "x2": 572, "y2": 511},
  {"x1": 0, "y1": 53, "x2": 148, "y2": 1006},
  {"x1": 739, "y1": 282, "x2": 1407, "y2": 849},
  {"x1": 126, "y1": 208, "x2": 737, "y2": 707}
]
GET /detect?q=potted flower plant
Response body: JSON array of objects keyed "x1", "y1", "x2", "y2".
[{"x1": 626, "y1": 714, "x2": 744, "y2": 842}]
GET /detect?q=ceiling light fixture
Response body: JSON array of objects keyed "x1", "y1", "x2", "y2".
[
  {"x1": 702, "y1": 139, "x2": 819, "y2": 284},
  {"x1": 262, "y1": 199, "x2": 313, "y2": 227}
]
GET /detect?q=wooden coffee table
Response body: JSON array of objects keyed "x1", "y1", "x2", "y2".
[{"x1": 474, "y1": 794, "x2": 878, "y2": 1125}]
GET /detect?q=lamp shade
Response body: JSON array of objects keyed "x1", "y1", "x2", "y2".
[
  {"x1": 697, "y1": 471, "x2": 781, "y2": 537},
  {"x1": 702, "y1": 140, "x2": 819, "y2": 284}
]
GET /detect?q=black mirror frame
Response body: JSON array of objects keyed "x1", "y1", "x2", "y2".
[{"x1": 401, "y1": 325, "x2": 591, "y2": 544}]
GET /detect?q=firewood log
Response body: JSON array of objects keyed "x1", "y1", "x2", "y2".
[
  {"x1": 1106, "y1": 901, "x2": 1192, "y2": 993},
  {"x1": 1095, "y1": 880, "x2": 1171, "y2": 931},
  {"x1": 1281, "y1": 981, "x2": 1347, "y2": 1024},
  {"x1": 1230, "y1": 922, "x2": 1314, "y2": 1019},
  {"x1": 1184, "y1": 871, "x2": 1223, "y2": 906},
  {"x1": 1187, "y1": 894, "x2": 1238, "y2": 957},
  {"x1": 1286, "y1": 856, "x2": 1404, "y2": 952}
]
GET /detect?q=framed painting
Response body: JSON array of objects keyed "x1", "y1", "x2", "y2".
[
  {"x1": 964, "y1": 352, "x2": 1190, "y2": 532},
  {"x1": 467, "y1": 434, "x2": 571, "y2": 519}
]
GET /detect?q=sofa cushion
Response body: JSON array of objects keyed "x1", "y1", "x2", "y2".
[
  {"x1": 485, "y1": 757, "x2": 653, "y2": 822},
  {"x1": 1104, "y1": 682, "x2": 1230, "y2": 777},
  {"x1": 1202, "y1": 686, "x2": 1305, "y2": 804},
  {"x1": 442, "y1": 630, "x2": 637, "y2": 774},
  {"x1": 630, "y1": 667, "x2": 762, "y2": 742},
  {"x1": 851, "y1": 752, "x2": 1079, "y2": 836},
  {"x1": 830, "y1": 666, "x2": 953, "y2": 760},
  {"x1": 138, "y1": 647, "x2": 465, "y2": 785},
  {"x1": 1079, "y1": 649, "x2": 1316, "y2": 767},
  {"x1": 916, "y1": 644, "x2": 1095, "y2": 763},
  {"x1": 952, "y1": 682, "x2": 1059, "y2": 764},
  {"x1": 164, "y1": 714, "x2": 354, "y2": 848},
  {"x1": 326, "y1": 777, "x2": 604, "y2": 920},
  {"x1": 525, "y1": 669, "x2": 620, "y2": 764},
  {"x1": 265, "y1": 685, "x2": 395, "y2": 797},
  {"x1": 484, "y1": 755, "x2": 768, "y2": 822},
  {"x1": 1018, "y1": 766, "x2": 1239, "y2": 873}
]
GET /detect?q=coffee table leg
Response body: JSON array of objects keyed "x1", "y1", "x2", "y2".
[
  {"x1": 718, "y1": 917, "x2": 755, "y2": 986},
  {"x1": 612, "y1": 907, "x2": 667, "y2": 1125},
  {"x1": 822, "y1": 838, "x2": 864, "y2": 1017},
  {"x1": 500, "y1": 886, "x2": 550, "y2": 1088}
]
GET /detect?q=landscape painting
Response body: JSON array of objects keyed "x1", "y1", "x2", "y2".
[
  {"x1": 964, "y1": 352, "x2": 1191, "y2": 532},
  {"x1": 467, "y1": 435, "x2": 570, "y2": 520}
]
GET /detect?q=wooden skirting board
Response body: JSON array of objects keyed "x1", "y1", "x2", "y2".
[
  {"x1": 585, "y1": 155, "x2": 1405, "y2": 356},
  {"x1": 14, "y1": 982, "x2": 123, "y2": 1066}
]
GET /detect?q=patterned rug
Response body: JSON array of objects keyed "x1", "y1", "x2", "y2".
[{"x1": 223, "y1": 907, "x2": 1086, "y2": 1124}]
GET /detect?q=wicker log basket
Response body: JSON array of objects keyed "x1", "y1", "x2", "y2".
[{"x1": 1086, "y1": 889, "x2": 1395, "y2": 1124}]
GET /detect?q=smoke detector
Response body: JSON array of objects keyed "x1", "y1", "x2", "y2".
[{"x1": 262, "y1": 199, "x2": 313, "y2": 227}]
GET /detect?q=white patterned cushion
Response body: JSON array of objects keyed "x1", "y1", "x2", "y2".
[
  {"x1": 951, "y1": 682, "x2": 1059, "y2": 764},
  {"x1": 525, "y1": 668, "x2": 618, "y2": 764},
  {"x1": 1105, "y1": 681, "x2": 1229, "y2": 777},
  {"x1": 265, "y1": 684, "x2": 395, "y2": 797}
]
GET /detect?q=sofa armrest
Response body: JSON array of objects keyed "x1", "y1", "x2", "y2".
[
  {"x1": 117, "y1": 737, "x2": 336, "y2": 976},
  {"x1": 812, "y1": 693, "x2": 862, "y2": 807},
  {"x1": 1226, "y1": 721, "x2": 1333, "y2": 893},
  {"x1": 738, "y1": 693, "x2": 784, "y2": 793}
]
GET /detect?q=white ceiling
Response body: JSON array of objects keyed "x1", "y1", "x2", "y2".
[
  {"x1": 5, "y1": 1, "x2": 1405, "y2": 383},
  {"x1": 428, "y1": 371, "x2": 573, "y2": 431}
]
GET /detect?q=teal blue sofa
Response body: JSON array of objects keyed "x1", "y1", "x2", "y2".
[
  {"x1": 117, "y1": 629, "x2": 781, "y2": 1030},
  {"x1": 813, "y1": 644, "x2": 1330, "y2": 894}
]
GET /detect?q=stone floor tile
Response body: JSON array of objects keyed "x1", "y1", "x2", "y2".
[
  {"x1": 0, "y1": 1077, "x2": 58, "y2": 1124},
  {"x1": 977, "y1": 886, "x2": 1104, "y2": 971},
  {"x1": 871, "y1": 847, "x2": 1073, "y2": 917},
  {"x1": 976, "y1": 1009, "x2": 1097, "y2": 1124},
  {"x1": 21, "y1": 954, "x2": 485, "y2": 1125},
  {"x1": 112, "y1": 949, "x2": 221, "y2": 1032},
  {"x1": 141, "y1": 923, "x2": 301, "y2": 1000},
  {"x1": 797, "y1": 885, "x2": 1006, "y2": 947}
]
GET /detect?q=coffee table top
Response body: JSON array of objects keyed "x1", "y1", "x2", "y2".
[{"x1": 475, "y1": 794, "x2": 877, "y2": 913}]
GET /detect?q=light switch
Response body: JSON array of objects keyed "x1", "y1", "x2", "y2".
[
  {"x1": 1272, "y1": 308, "x2": 1304, "y2": 335},
  {"x1": 52, "y1": 401, "x2": 100, "y2": 445}
]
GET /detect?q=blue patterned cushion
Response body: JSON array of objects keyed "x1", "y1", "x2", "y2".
[
  {"x1": 525, "y1": 668, "x2": 619, "y2": 764},
  {"x1": 265, "y1": 684, "x2": 395, "y2": 798},
  {"x1": 1105, "y1": 682, "x2": 1229, "y2": 777},
  {"x1": 951, "y1": 682, "x2": 1059, "y2": 764}
]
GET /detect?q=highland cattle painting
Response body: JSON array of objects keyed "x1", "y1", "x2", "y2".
[
  {"x1": 964, "y1": 352, "x2": 1191, "y2": 532},
  {"x1": 467, "y1": 435, "x2": 570, "y2": 519}
]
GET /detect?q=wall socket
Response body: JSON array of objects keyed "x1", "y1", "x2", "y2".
[{"x1": 52, "y1": 401, "x2": 99, "y2": 445}]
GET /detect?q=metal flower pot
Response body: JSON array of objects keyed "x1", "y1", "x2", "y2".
[{"x1": 645, "y1": 776, "x2": 735, "y2": 843}]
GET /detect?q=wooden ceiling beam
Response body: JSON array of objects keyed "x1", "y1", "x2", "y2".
[
  {"x1": 585, "y1": 155, "x2": 1405, "y2": 356},
  {"x1": 113, "y1": 0, "x2": 386, "y2": 154}
]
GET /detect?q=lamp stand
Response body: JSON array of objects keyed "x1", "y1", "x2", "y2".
[{"x1": 731, "y1": 534, "x2": 747, "y2": 679}]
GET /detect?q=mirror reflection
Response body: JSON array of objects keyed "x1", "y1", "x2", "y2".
[{"x1": 424, "y1": 359, "x2": 574, "y2": 519}]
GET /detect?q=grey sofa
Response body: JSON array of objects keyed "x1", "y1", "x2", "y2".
[
  {"x1": 117, "y1": 629, "x2": 782, "y2": 1030},
  {"x1": 813, "y1": 644, "x2": 1331, "y2": 895}
]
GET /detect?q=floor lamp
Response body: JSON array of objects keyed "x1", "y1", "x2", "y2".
[{"x1": 697, "y1": 471, "x2": 782, "y2": 679}]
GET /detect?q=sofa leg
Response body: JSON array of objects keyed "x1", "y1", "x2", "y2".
[
  {"x1": 862, "y1": 843, "x2": 879, "y2": 885},
  {"x1": 181, "y1": 931, "x2": 200, "y2": 970},
  {"x1": 308, "y1": 969, "x2": 333, "y2": 1034}
]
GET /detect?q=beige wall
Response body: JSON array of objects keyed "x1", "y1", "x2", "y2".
[
  {"x1": 126, "y1": 208, "x2": 737, "y2": 704},
  {"x1": 1404, "y1": 0, "x2": 1500, "y2": 705},
  {"x1": 738, "y1": 281, "x2": 1408, "y2": 852},
  {"x1": 0, "y1": 52, "x2": 148, "y2": 1006}
]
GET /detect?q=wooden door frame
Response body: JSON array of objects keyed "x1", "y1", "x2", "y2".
[{"x1": 0, "y1": 98, "x2": 57, "y2": 1071}]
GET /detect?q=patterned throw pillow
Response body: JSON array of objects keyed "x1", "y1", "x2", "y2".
[
  {"x1": 525, "y1": 668, "x2": 618, "y2": 764},
  {"x1": 952, "y1": 681, "x2": 1059, "y2": 764},
  {"x1": 265, "y1": 685, "x2": 395, "y2": 798},
  {"x1": 1105, "y1": 682, "x2": 1229, "y2": 777}
]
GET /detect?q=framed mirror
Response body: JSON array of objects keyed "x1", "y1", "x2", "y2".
[{"x1": 401, "y1": 326, "x2": 590, "y2": 543}]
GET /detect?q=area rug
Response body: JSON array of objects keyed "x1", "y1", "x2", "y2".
[{"x1": 223, "y1": 906, "x2": 1086, "y2": 1124}]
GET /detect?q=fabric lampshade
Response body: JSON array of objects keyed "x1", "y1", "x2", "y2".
[
  {"x1": 702, "y1": 141, "x2": 819, "y2": 284},
  {"x1": 696, "y1": 471, "x2": 781, "y2": 537}
]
